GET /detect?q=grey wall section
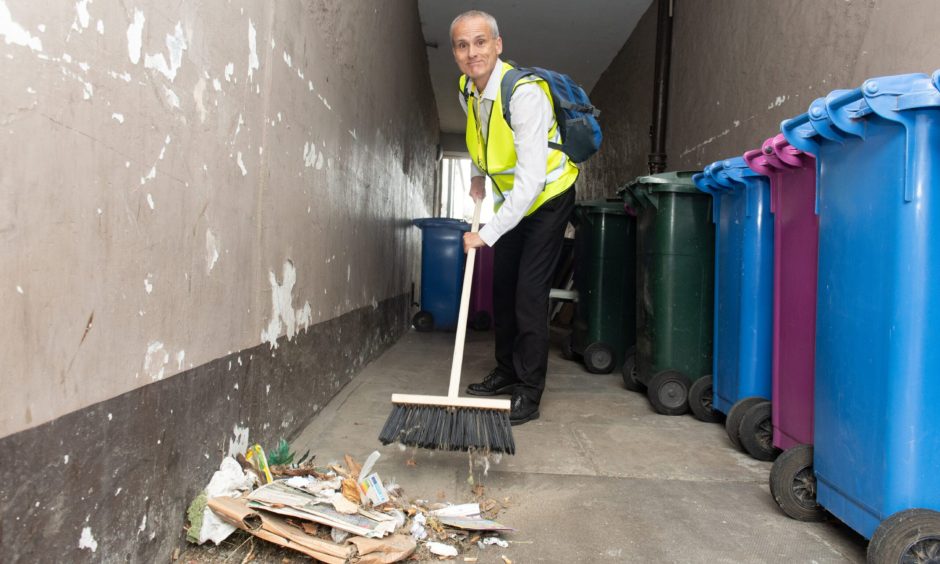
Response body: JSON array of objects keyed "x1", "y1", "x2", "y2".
[
  {"x1": 0, "y1": 0, "x2": 437, "y2": 560},
  {"x1": 581, "y1": 0, "x2": 940, "y2": 196},
  {"x1": 0, "y1": 0, "x2": 437, "y2": 437}
]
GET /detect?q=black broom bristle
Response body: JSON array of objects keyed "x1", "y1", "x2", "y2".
[{"x1": 379, "y1": 404, "x2": 515, "y2": 455}]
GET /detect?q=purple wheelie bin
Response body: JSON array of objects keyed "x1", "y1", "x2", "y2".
[
  {"x1": 743, "y1": 135, "x2": 819, "y2": 465},
  {"x1": 468, "y1": 244, "x2": 494, "y2": 330}
]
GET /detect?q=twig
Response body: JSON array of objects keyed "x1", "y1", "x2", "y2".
[
  {"x1": 226, "y1": 534, "x2": 252, "y2": 562},
  {"x1": 239, "y1": 538, "x2": 255, "y2": 564}
]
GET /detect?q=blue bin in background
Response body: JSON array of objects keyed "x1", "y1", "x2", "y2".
[
  {"x1": 780, "y1": 71, "x2": 940, "y2": 546},
  {"x1": 412, "y1": 218, "x2": 470, "y2": 332},
  {"x1": 693, "y1": 158, "x2": 774, "y2": 453}
]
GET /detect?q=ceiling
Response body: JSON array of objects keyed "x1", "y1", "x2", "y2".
[{"x1": 418, "y1": 0, "x2": 653, "y2": 138}]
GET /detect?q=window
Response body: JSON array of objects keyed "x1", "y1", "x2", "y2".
[{"x1": 440, "y1": 157, "x2": 494, "y2": 224}]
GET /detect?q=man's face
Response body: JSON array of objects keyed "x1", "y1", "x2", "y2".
[{"x1": 451, "y1": 16, "x2": 502, "y2": 87}]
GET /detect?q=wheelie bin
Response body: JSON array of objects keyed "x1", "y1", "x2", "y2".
[
  {"x1": 412, "y1": 218, "x2": 470, "y2": 331},
  {"x1": 468, "y1": 244, "x2": 494, "y2": 331},
  {"x1": 693, "y1": 158, "x2": 775, "y2": 458},
  {"x1": 770, "y1": 71, "x2": 940, "y2": 563},
  {"x1": 567, "y1": 200, "x2": 636, "y2": 374},
  {"x1": 741, "y1": 134, "x2": 818, "y2": 463},
  {"x1": 619, "y1": 172, "x2": 714, "y2": 416}
]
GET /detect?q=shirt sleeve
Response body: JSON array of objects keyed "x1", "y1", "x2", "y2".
[{"x1": 478, "y1": 82, "x2": 553, "y2": 246}]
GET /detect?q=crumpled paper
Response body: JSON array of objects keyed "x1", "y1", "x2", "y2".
[{"x1": 195, "y1": 457, "x2": 255, "y2": 544}]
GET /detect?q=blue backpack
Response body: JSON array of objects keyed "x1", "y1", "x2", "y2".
[{"x1": 501, "y1": 65, "x2": 602, "y2": 163}]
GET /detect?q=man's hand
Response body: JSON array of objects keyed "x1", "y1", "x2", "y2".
[
  {"x1": 463, "y1": 232, "x2": 486, "y2": 253},
  {"x1": 469, "y1": 176, "x2": 485, "y2": 202}
]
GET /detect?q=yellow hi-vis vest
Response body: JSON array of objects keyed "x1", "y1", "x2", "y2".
[{"x1": 460, "y1": 61, "x2": 578, "y2": 215}]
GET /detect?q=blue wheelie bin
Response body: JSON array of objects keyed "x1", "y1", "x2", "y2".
[
  {"x1": 693, "y1": 158, "x2": 775, "y2": 457},
  {"x1": 412, "y1": 218, "x2": 470, "y2": 331},
  {"x1": 770, "y1": 71, "x2": 940, "y2": 563}
]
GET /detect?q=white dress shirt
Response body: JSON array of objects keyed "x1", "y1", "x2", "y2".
[{"x1": 458, "y1": 59, "x2": 556, "y2": 246}]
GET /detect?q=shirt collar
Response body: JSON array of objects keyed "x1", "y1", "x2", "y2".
[{"x1": 471, "y1": 59, "x2": 503, "y2": 101}]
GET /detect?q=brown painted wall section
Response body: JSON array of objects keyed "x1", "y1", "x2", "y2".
[
  {"x1": 581, "y1": 0, "x2": 940, "y2": 198},
  {"x1": 0, "y1": 0, "x2": 439, "y2": 437}
]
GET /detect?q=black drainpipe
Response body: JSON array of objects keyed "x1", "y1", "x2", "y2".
[{"x1": 648, "y1": 0, "x2": 674, "y2": 174}]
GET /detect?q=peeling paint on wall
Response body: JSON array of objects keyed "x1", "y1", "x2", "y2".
[
  {"x1": 205, "y1": 228, "x2": 220, "y2": 273},
  {"x1": 126, "y1": 8, "x2": 144, "y2": 64},
  {"x1": 0, "y1": 1, "x2": 43, "y2": 51},
  {"x1": 260, "y1": 260, "x2": 314, "y2": 349},
  {"x1": 247, "y1": 19, "x2": 259, "y2": 81},
  {"x1": 227, "y1": 424, "x2": 249, "y2": 457},
  {"x1": 78, "y1": 526, "x2": 97, "y2": 552},
  {"x1": 143, "y1": 341, "x2": 168, "y2": 380},
  {"x1": 144, "y1": 21, "x2": 187, "y2": 81}
]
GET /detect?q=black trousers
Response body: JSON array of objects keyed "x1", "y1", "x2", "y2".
[{"x1": 492, "y1": 186, "x2": 576, "y2": 405}]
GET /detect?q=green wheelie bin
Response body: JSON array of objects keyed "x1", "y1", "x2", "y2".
[
  {"x1": 566, "y1": 200, "x2": 637, "y2": 374},
  {"x1": 619, "y1": 172, "x2": 714, "y2": 416}
]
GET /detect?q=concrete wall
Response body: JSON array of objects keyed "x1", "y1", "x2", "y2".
[
  {"x1": 580, "y1": 0, "x2": 940, "y2": 197},
  {"x1": 0, "y1": 0, "x2": 437, "y2": 560}
]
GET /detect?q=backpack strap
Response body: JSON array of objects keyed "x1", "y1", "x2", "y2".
[
  {"x1": 501, "y1": 67, "x2": 566, "y2": 152},
  {"x1": 499, "y1": 67, "x2": 534, "y2": 129}
]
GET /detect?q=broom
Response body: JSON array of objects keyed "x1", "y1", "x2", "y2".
[{"x1": 379, "y1": 199, "x2": 515, "y2": 455}]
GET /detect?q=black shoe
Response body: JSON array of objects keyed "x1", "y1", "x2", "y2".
[
  {"x1": 465, "y1": 369, "x2": 517, "y2": 397},
  {"x1": 509, "y1": 394, "x2": 540, "y2": 426}
]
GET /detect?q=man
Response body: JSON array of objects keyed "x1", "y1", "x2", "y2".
[{"x1": 451, "y1": 10, "x2": 577, "y2": 425}]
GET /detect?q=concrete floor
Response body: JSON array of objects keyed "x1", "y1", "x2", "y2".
[{"x1": 292, "y1": 328, "x2": 868, "y2": 563}]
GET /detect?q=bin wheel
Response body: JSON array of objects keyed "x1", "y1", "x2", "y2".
[
  {"x1": 646, "y1": 370, "x2": 691, "y2": 415},
  {"x1": 769, "y1": 445, "x2": 826, "y2": 522},
  {"x1": 689, "y1": 375, "x2": 722, "y2": 423},
  {"x1": 739, "y1": 400, "x2": 780, "y2": 461},
  {"x1": 725, "y1": 397, "x2": 764, "y2": 451},
  {"x1": 621, "y1": 349, "x2": 644, "y2": 393},
  {"x1": 868, "y1": 509, "x2": 940, "y2": 564},
  {"x1": 561, "y1": 334, "x2": 578, "y2": 361},
  {"x1": 583, "y1": 342, "x2": 614, "y2": 374},
  {"x1": 470, "y1": 311, "x2": 492, "y2": 331},
  {"x1": 412, "y1": 311, "x2": 434, "y2": 332}
]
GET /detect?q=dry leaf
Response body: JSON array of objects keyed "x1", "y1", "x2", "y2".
[
  {"x1": 301, "y1": 522, "x2": 318, "y2": 535},
  {"x1": 406, "y1": 458, "x2": 417, "y2": 467},
  {"x1": 332, "y1": 493, "x2": 360, "y2": 515},
  {"x1": 501, "y1": 557, "x2": 512, "y2": 564},
  {"x1": 342, "y1": 478, "x2": 362, "y2": 504},
  {"x1": 345, "y1": 454, "x2": 363, "y2": 477}
]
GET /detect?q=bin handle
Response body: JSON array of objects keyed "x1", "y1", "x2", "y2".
[
  {"x1": 772, "y1": 134, "x2": 807, "y2": 168},
  {"x1": 826, "y1": 88, "x2": 869, "y2": 139},
  {"x1": 781, "y1": 113, "x2": 819, "y2": 156}
]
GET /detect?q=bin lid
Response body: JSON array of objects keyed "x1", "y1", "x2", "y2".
[
  {"x1": 412, "y1": 217, "x2": 471, "y2": 231},
  {"x1": 710, "y1": 157, "x2": 764, "y2": 189},
  {"x1": 627, "y1": 170, "x2": 701, "y2": 194},
  {"x1": 575, "y1": 199, "x2": 628, "y2": 215}
]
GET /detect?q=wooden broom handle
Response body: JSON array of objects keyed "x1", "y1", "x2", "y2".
[{"x1": 447, "y1": 198, "x2": 483, "y2": 399}]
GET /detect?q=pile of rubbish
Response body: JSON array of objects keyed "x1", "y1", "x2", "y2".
[{"x1": 186, "y1": 440, "x2": 514, "y2": 563}]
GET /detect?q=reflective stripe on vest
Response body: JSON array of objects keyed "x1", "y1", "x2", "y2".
[{"x1": 460, "y1": 62, "x2": 578, "y2": 215}]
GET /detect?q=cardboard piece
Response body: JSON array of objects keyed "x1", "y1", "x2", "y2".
[
  {"x1": 348, "y1": 534, "x2": 417, "y2": 564},
  {"x1": 207, "y1": 496, "x2": 353, "y2": 564}
]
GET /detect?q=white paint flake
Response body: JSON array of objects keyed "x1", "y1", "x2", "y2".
[
  {"x1": 96, "y1": 19, "x2": 103, "y2": 34},
  {"x1": 228, "y1": 425, "x2": 249, "y2": 457},
  {"x1": 236, "y1": 151, "x2": 247, "y2": 176},
  {"x1": 212, "y1": 77, "x2": 221, "y2": 91},
  {"x1": 144, "y1": 21, "x2": 187, "y2": 81},
  {"x1": 79, "y1": 527, "x2": 97, "y2": 552},
  {"x1": 247, "y1": 19, "x2": 259, "y2": 81},
  {"x1": 138, "y1": 515, "x2": 147, "y2": 533},
  {"x1": 163, "y1": 86, "x2": 180, "y2": 108},
  {"x1": 261, "y1": 260, "x2": 310, "y2": 349},
  {"x1": 297, "y1": 301, "x2": 312, "y2": 332},
  {"x1": 126, "y1": 9, "x2": 144, "y2": 64},
  {"x1": 175, "y1": 350, "x2": 185, "y2": 369},
  {"x1": 144, "y1": 274, "x2": 153, "y2": 292},
  {"x1": 308, "y1": 80, "x2": 313, "y2": 91},
  {"x1": 16, "y1": 285, "x2": 23, "y2": 294},
  {"x1": 224, "y1": 62, "x2": 234, "y2": 82},
  {"x1": 315, "y1": 152, "x2": 324, "y2": 170},
  {"x1": 193, "y1": 77, "x2": 207, "y2": 122},
  {"x1": 143, "y1": 341, "x2": 169, "y2": 380},
  {"x1": 75, "y1": 0, "x2": 91, "y2": 29},
  {"x1": 282, "y1": 50, "x2": 291, "y2": 67},
  {"x1": 205, "y1": 228, "x2": 220, "y2": 273},
  {"x1": 109, "y1": 70, "x2": 132, "y2": 82},
  {"x1": 78, "y1": 61, "x2": 90, "y2": 72},
  {"x1": 303, "y1": 142, "x2": 316, "y2": 167},
  {"x1": 146, "y1": 193, "x2": 155, "y2": 210},
  {"x1": 111, "y1": 112, "x2": 124, "y2": 123},
  {"x1": 37, "y1": 23, "x2": 45, "y2": 32},
  {"x1": 107, "y1": 413, "x2": 112, "y2": 421},
  {"x1": 348, "y1": 129, "x2": 357, "y2": 140},
  {"x1": 768, "y1": 95, "x2": 787, "y2": 110},
  {"x1": 64, "y1": 454, "x2": 69, "y2": 464}
]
